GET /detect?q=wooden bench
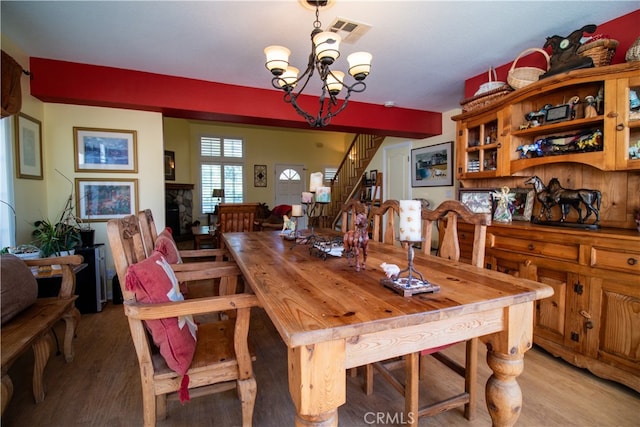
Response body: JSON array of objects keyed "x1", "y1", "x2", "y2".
[{"x1": 1, "y1": 255, "x2": 83, "y2": 415}]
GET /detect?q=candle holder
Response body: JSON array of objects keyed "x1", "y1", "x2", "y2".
[
  {"x1": 292, "y1": 200, "x2": 327, "y2": 247},
  {"x1": 380, "y1": 241, "x2": 440, "y2": 297}
]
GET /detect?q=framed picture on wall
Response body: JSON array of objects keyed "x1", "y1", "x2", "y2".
[
  {"x1": 75, "y1": 178, "x2": 139, "y2": 221},
  {"x1": 74, "y1": 127, "x2": 138, "y2": 172},
  {"x1": 254, "y1": 164, "x2": 267, "y2": 187},
  {"x1": 14, "y1": 113, "x2": 43, "y2": 179},
  {"x1": 164, "y1": 150, "x2": 175, "y2": 181},
  {"x1": 411, "y1": 141, "x2": 453, "y2": 187}
]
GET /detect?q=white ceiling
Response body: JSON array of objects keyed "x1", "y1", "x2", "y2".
[{"x1": 1, "y1": 1, "x2": 638, "y2": 113}]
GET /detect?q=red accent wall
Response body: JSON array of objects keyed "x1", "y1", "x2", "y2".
[
  {"x1": 464, "y1": 10, "x2": 640, "y2": 99},
  {"x1": 29, "y1": 58, "x2": 441, "y2": 139}
]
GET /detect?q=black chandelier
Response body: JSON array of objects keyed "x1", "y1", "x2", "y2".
[{"x1": 264, "y1": 1, "x2": 372, "y2": 127}]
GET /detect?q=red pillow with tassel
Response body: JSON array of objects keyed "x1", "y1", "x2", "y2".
[{"x1": 125, "y1": 251, "x2": 197, "y2": 402}]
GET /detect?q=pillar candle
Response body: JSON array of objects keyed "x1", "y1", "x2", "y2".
[
  {"x1": 291, "y1": 204, "x2": 303, "y2": 217},
  {"x1": 399, "y1": 200, "x2": 422, "y2": 242},
  {"x1": 302, "y1": 192, "x2": 313, "y2": 203},
  {"x1": 316, "y1": 186, "x2": 331, "y2": 203},
  {"x1": 309, "y1": 172, "x2": 323, "y2": 192}
]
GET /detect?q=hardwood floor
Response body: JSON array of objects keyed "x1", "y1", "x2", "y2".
[{"x1": 2, "y1": 298, "x2": 638, "y2": 426}]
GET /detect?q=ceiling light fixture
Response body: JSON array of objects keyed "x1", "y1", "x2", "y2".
[{"x1": 264, "y1": 0, "x2": 372, "y2": 127}]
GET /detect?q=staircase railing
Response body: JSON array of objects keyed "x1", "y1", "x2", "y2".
[{"x1": 327, "y1": 134, "x2": 385, "y2": 229}]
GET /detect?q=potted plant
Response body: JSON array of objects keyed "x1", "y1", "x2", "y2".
[
  {"x1": 32, "y1": 217, "x2": 82, "y2": 257},
  {"x1": 32, "y1": 190, "x2": 82, "y2": 257}
]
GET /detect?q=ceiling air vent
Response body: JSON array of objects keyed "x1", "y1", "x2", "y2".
[{"x1": 326, "y1": 17, "x2": 372, "y2": 44}]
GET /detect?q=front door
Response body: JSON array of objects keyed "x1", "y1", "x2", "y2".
[{"x1": 275, "y1": 163, "x2": 306, "y2": 229}]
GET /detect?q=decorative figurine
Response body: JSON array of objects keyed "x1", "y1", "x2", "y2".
[
  {"x1": 343, "y1": 212, "x2": 369, "y2": 271},
  {"x1": 380, "y1": 262, "x2": 400, "y2": 279},
  {"x1": 524, "y1": 176, "x2": 601, "y2": 228},
  {"x1": 280, "y1": 214, "x2": 296, "y2": 238},
  {"x1": 584, "y1": 95, "x2": 598, "y2": 118},
  {"x1": 541, "y1": 24, "x2": 596, "y2": 78},
  {"x1": 493, "y1": 186, "x2": 515, "y2": 223}
]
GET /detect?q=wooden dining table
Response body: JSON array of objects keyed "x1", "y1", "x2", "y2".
[{"x1": 223, "y1": 230, "x2": 554, "y2": 427}]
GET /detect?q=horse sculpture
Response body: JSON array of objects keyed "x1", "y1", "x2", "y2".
[
  {"x1": 344, "y1": 212, "x2": 369, "y2": 272},
  {"x1": 547, "y1": 178, "x2": 601, "y2": 223},
  {"x1": 524, "y1": 176, "x2": 556, "y2": 221}
]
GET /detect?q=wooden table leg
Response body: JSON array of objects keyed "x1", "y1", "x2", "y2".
[
  {"x1": 288, "y1": 341, "x2": 346, "y2": 427},
  {"x1": 484, "y1": 302, "x2": 534, "y2": 427}
]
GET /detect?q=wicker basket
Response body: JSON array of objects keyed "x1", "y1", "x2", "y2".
[
  {"x1": 474, "y1": 67, "x2": 507, "y2": 96},
  {"x1": 460, "y1": 85, "x2": 514, "y2": 113},
  {"x1": 625, "y1": 36, "x2": 640, "y2": 63},
  {"x1": 577, "y1": 39, "x2": 618, "y2": 67},
  {"x1": 507, "y1": 48, "x2": 550, "y2": 89}
]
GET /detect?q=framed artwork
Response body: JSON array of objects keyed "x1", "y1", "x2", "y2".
[
  {"x1": 509, "y1": 188, "x2": 535, "y2": 221},
  {"x1": 411, "y1": 141, "x2": 453, "y2": 187},
  {"x1": 14, "y1": 113, "x2": 43, "y2": 179},
  {"x1": 458, "y1": 188, "x2": 494, "y2": 214},
  {"x1": 74, "y1": 127, "x2": 138, "y2": 172},
  {"x1": 369, "y1": 169, "x2": 378, "y2": 185},
  {"x1": 75, "y1": 178, "x2": 139, "y2": 221},
  {"x1": 254, "y1": 164, "x2": 267, "y2": 187},
  {"x1": 164, "y1": 150, "x2": 175, "y2": 181}
]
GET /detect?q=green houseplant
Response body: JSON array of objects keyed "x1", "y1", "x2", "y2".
[{"x1": 32, "y1": 217, "x2": 82, "y2": 257}]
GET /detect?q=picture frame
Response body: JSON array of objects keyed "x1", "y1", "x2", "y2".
[
  {"x1": 509, "y1": 188, "x2": 535, "y2": 221},
  {"x1": 458, "y1": 188, "x2": 494, "y2": 214},
  {"x1": 14, "y1": 113, "x2": 43, "y2": 179},
  {"x1": 75, "y1": 178, "x2": 139, "y2": 222},
  {"x1": 254, "y1": 164, "x2": 267, "y2": 187},
  {"x1": 74, "y1": 127, "x2": 138, "y2": 172},
  {"x1": 411, "y1": 141, "x2": 453, "y2": 187},
  {"x1": 164, "y1": 150, "x2": 175, "y2": 181},
  {"x1": 369, "y1": 169, "x2": 378, "y2": 185}
]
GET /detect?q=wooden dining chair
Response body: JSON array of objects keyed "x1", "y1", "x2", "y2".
[
  {"x1": 215, "y1": 203, "x2": 259, "y2": 249},
  {"x1": 138, "y1": 209, "x2": 229, "y2": 261},
  {"x1": 366, "y1": 200, "x2": 491, "y2": 424},
  {"x1": 107, "y1": 215, "x2": 259, "y2": 426},
  {"x1": 340, "y1": 199, "x2": 367, "y2": 233},
  {"x1": 370, "y1": 199, "x2": 400, "y2": 245}
]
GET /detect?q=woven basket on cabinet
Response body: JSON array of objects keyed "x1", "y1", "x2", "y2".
[
  {"x1": 577, "y1": 39, "x2": 618, "y2": 67},
  {"x1": 507, "y1": 48, "x2": 550, "y2": 89}
]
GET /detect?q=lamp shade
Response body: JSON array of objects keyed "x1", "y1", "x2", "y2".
[
  {"x1": 264, "y1": 45, "x2": 291, "y2": 75},
  {"x1": 313, "y1": 31, "x2": 341, "y2": 65},
  {"x1": 277, "y1": 66, "x2": 299, "y2": 89},
  {"x1": 347, "y1": 51, "x2": 372, "y2": 80},
  {"x1": 212, "y1": 189, "x2": 225, "y2": 198},
  {"x1": 325, "y1": 71, "x2": 344, "y2": 95}
]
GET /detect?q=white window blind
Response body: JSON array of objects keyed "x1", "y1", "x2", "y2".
[
  {"x1": 324, "y1": 167, "x2": 338, "y2": 182},
  {"x1": 200, "y1": 137, "x2": 244, "y2": 214}
]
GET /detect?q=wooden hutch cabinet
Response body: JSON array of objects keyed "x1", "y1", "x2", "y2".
[{"x1": 451, "y1": 63, "x2": 640, "y2": 392}]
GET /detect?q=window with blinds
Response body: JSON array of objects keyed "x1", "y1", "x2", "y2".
[{"x1": 200, "y1": 136, "x2": 244, "y2": 214}]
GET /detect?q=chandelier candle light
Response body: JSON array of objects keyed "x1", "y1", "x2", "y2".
[
  {"x1": 264, "y1": 0, "x2": 372, "y2": 127},
  {"x1": 381, "y1": 200, "x2": 441, "y2": 297}
]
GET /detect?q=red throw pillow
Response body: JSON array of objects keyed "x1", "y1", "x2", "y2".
[
  {"x1": 155, "y1": 227, "x2": 182, "y2": 264},
  {"x1": 125, "y1": 251, "x2": 197, "y2": 401}
]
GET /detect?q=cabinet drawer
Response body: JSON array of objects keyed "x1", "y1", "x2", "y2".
[
  {"x1": 490, "y1": 234, "x2": 579, "y2": 262},
  {"x1": 591, "y1": 247, "x2": 640, "y2": 274}
]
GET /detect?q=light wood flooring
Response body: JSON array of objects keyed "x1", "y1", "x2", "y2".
[{"x1": 2, "y1": 293, "x2": 638, "y2": 427}]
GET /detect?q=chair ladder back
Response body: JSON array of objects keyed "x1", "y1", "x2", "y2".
[
  {"x1": 107, "y1": 215, "x2": 147, "y2": 302},
  {"x1": 218, "y1": 203, "x2": 258, "y2": 233},
  {"x1": 340, "y1": 199, "x2": 366, "y2": 232},
  {"x1": 138, "y1": 209, "x2": 158, "y2": 257},
  {"x1": 421, "y1": 200, "x2": 491, "y2": 267},
  {"x1": 371, "y1": 200, "x2": 399, "y2": 245}
]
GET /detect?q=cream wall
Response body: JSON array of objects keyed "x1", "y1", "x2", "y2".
[
  {"x1": 164, "y1": 118, "x2": 351, "y2": 224},
  {"x1": 2, "y1": 35, "x2": 47, "y2": 245},
  {"x1": 366, "y1": 109, "x2": 460, "y2": 205},
  {"x1": 43, "y1": 104, "x2": 165, "y2": 277}
]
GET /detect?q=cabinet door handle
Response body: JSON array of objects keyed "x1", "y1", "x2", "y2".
[
  {"x1": 580, "y1": 310, "x2": 594, "y2": 330},
  {"x1": 528, "y1": 243, "x2": 535, "y2": 250},
  {"x1": 616, "y1": 123, "x2": 625, "y2": 131},
  {"x1": 607, "y1": 112, "x2": 618, "y2": 118},
  {"x1": 497, "y1": 142, "x2": 502, "y2": 148},
  {"x1": 628, "y1": 257, "x2": 638, "y2": 266}
]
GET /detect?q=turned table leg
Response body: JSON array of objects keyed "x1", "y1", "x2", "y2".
[
  {"x1": 485, "y1": 351, "x2": 524, "y2": 426},
  {"x1": 32, "y1": 331, "x2": 54, "y2": 403},
  {"x1": 288, "y1": 341, "x2": 346, "y2": 427}
]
